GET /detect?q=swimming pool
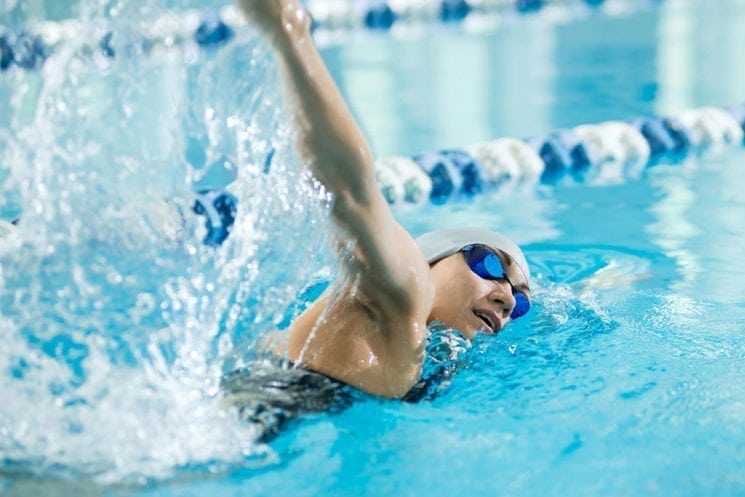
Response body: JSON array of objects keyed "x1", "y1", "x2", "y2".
[{"x1": 1, "y1": 0, "x2": 744, "y2": 496}]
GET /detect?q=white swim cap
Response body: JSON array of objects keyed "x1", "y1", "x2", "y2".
[{"x1": 415, "y1": 227, "x2": 530, "y2": 282}]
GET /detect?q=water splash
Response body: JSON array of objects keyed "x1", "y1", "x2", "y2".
[{"x1": 0, "y1": 2, "x2": 333, "y2": 484}]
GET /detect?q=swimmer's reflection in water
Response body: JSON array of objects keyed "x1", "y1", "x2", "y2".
[{"x1": 224, "y1": 0, "x2": 532, "y2": 439}]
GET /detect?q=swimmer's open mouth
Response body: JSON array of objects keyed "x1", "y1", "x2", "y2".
[{"x1": 474, "y1": 311, "x2": 496, "y2": 333}]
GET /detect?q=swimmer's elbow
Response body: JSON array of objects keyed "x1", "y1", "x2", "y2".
[
  {"x1": 329, "y1": 184, "x2": 383, "y2": 233},
  {"x1": 298, "y1": 129, "x2": 376, "y2": 200}
]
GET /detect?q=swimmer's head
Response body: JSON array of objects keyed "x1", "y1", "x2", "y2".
[
  {"x1": 416, "y1": 227, "x2": 530, "y2": 281},
  {"x1": 416, "y1": 227, "x2": 531, "y2": 337}
]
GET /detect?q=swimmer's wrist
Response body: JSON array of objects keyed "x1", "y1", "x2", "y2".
[
  {"x1": 235, "y1": 0, "x2": 311, "y2": 49},
  {"x1": 269, "y1": 5, "x2": 312, "y2": 50}
]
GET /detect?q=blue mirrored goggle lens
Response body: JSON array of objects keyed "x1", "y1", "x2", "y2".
[
  {"x1": 465, "y1": 245, "x2": 504, "y2": 279},
  {"x1": 463, "y1": 245, "x2": 531, "y2": 320},
  {"x1": 511, "y1": 292, "x2": 531, "y2": 319}
]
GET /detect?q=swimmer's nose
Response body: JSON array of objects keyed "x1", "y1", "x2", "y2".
[{"x1": 490, "y1": 281, "x2": 516, "y2": 320}]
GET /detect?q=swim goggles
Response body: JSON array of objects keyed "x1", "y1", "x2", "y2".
[{"x1": 462, "y1": 244, "x2": 531, "y2": 320}]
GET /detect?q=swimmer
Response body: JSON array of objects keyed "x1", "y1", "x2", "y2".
[{"x1": 233, "y1": 0, "x2": 531, "y2": 400}]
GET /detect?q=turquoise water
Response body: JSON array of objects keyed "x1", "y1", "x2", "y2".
[{"x1": 2, "y1": 1, "x2": 745, "y2": 496}]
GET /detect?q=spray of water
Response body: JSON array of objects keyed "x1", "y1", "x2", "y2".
[{"x1": 0, "y1": 0, "x2": 333, "y2": 484}]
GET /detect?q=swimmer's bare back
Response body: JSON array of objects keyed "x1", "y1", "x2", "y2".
[{"x1": 235, "y1": 0, "x2": 434, "y2": 398}]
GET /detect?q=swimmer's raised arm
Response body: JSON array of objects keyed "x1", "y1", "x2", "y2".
[
  {"x1": 237, "y1": 0, "x2": 372, "y2": 197},
  {"x1": 233, "y1": 1, "x2": 530, "y2": 400},
  {"x1": 234, "y1": 0, "x2": 436, "y2": 397},
  {"x1": 235, "y1": 0, "x2": 428, "y2": 312}
]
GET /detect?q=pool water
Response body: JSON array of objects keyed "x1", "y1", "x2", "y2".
[{"x1": 2, "y1": 1, "x2": 745, "y2": 496}]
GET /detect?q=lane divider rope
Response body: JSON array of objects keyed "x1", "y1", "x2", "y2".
[
  {"x1": 374, "y1": 105, "x2": 745, "y2": 204},
  {"x1": 193, "y1": 104, "x2": 745, "y2": 243},
  {"x1": 306, "y1": 0, "x2": 644, "y2": 31},
  {"x1": 0, "y1": 0, "x2": 655, "y2": 73},
  {"x1": 2, "y1": 105, "x2": 743, "y2": 244}
]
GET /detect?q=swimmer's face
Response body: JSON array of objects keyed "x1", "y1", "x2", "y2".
[{"x1": 428, "y1": 247, "x2": 530, "y2": 340}]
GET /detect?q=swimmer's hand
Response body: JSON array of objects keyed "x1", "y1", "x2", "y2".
[
  {"x1": 576, "y1": 259, "x2": 651, "y2": 291},
  {"x1": 234, "y1": 0, "x2": 311, "y2": 46}
]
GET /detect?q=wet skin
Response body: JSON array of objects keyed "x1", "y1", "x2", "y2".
[{"x1": 235, "y1": 0, "x2": 530, "y2": 398}]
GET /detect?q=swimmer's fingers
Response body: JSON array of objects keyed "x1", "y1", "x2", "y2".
[{"x1": 234, "y1": 0, "x2": 310, "y2": 46}]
